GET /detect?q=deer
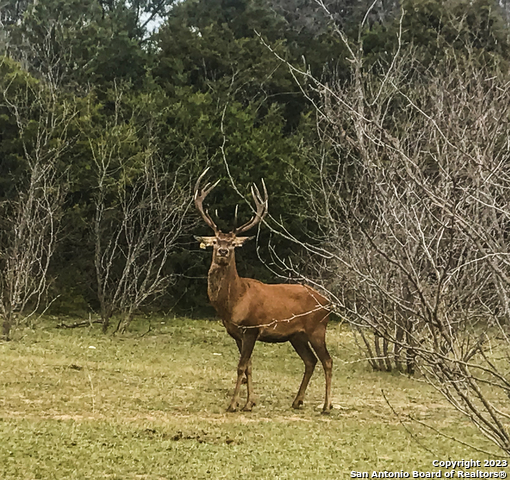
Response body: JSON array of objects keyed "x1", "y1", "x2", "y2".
[{"x1": 194, "y1": 169, "x2": 333, "y2": 414}]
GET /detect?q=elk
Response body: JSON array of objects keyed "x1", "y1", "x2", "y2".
[{"x1": 194, "y1": 169, "x2": 332, "y2": 413}]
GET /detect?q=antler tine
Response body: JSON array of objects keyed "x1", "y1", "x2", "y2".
[
  {"x1": 234, "y1": 179, "x2": 269, "y2": 234},
  {"x1": 194, "y1": 168, "x2": 220, "y2": 199},
  {"x1": 234, "y1": 204, "x2": 239, "y2": 229},
  {"x1": 194, "y1": 167, "x2": 209, "y2": 194},
  {"x1": 252, "y1": 178, "x2": 268, "y2": 206},
  {"x1": 194, "y1": 168, "x2": 221, "y2": 233}
]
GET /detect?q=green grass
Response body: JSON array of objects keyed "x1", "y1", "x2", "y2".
[{"x1": 0, "y1": 317, "x2": 498, "y2": 479}]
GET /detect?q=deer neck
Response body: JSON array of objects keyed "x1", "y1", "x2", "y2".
[{"x1": 207, "y1": 255, "x2": 245, "y2": 319}]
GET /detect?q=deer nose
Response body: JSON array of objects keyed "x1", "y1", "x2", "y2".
[{"x1": 218, "y1": 248, "x2": 229, "y2": 257}]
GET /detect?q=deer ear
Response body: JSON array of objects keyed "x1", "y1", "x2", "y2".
[
  {"x1": 195, "y1": 236, "x2": 215, "y2": 249},
  {"x1": 233, "y1": 236, "x2": 254, "y2": 247}
]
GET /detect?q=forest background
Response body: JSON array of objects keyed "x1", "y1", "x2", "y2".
[
  {"x1": 2, "y1": 0, "x2": 509, "y2": 329},
  {"x1": 0, "y1": 0, "x2": 414, "y2": 327}
]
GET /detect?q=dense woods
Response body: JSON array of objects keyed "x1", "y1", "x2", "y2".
[{"x1": 2, "y1": 0, "x2": 510, "y2": 453}]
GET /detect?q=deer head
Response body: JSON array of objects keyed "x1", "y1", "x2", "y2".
[{"x1": 194, "y1": 168, "x2": 268, "y2": 266}]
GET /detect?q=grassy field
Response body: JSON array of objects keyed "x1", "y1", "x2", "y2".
[{"x1": 0, "y1": 317, "x2": 499, "y2": 479}]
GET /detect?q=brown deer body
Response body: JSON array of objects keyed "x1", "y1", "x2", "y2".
[{"x1": 195, "y1": 170, "x2": 332, "y2": 413}]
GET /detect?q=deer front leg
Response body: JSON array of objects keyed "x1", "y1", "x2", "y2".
[
  {"x1": 228, "y1": 334, "x2": 257, "y2": 412},
  {"x1": 234, "y1": 338, "x2": 249, "y2": 385},
  {"x1": 242, "y1": 358, "x2": 256, "y2": 412}
]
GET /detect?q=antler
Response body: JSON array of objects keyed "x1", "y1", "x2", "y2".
[
  {"x1": 234, "y1": 179, "x2": 268, "y2": 234},
  {"x1": 194, "y1": 168, "x2": 220, "y2": 234}
]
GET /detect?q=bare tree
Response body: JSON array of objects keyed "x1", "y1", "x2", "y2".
[
  {"x1": 89, "y1": 94, "x2": 192, "y2": 334},
  {"x1": 261, "y1": 4, "x2": 510, "y2": 453},
  {"x1": 0, "y1": 58, "x2": 73, "y2": 339}
]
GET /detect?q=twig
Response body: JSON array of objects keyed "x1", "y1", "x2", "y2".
[{"x1": 381, "y1": 389, "x2": 436, "y2": 456}]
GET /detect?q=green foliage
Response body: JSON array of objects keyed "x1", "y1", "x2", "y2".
[
  {"x1": 0, "y1": 57, "x2": 39, "y2": 200},
  {"x1": 0, "y1": 55, "x2": 85, "y2": 201},
  {"x1": 155, "y1": 0, "x2": 299, "y2": 127},
  {"x1": 362, "y1": 0, "x2": 510, "y2": 67},
  {"x1": 401, "y1": 0, "x2": 509, "y2": 52},
  {"x1": 8, "y1": 0, "x2": 149, "y2": 90}
]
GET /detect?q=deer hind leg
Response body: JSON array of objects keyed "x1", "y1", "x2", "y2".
[
  {"x1": 228, "y1": 334, "x2": 257, "y2": 412},
  {"x1": 290, "y1": 334, "x2": 318, "y2": 409},
  {"x1": 309, "y1": 327, "x2": 333, "y2": 414}
]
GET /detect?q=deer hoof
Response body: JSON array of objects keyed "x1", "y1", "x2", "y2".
[
  {"x1": 226, "y1": 403, "x2": 238, "y2": 413},
  {"x1": 321, "y1": 404, "x2": 333, "y2": 415},
  {"x1": 241, "y1": 400, "x2": 255, "y2": 412},
  {"x1": 292, "y1": 400, "x2": 304, "y2": 409}
]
